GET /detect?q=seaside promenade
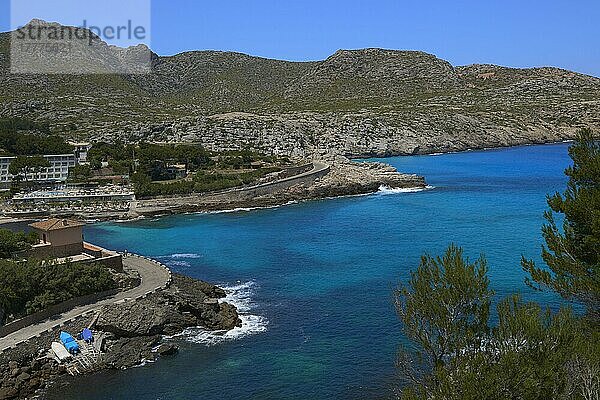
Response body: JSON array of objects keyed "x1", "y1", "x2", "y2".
[{"x1": 0, "y1": 255, "x2": 171, "y2": 352}]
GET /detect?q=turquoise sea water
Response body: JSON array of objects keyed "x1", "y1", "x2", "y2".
[{"x1": 47, "y1": 143, "x2": 571, "y2": 400}]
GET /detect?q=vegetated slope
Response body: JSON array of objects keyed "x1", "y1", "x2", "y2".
[{"x1": 0, "y1": 20, "x2": 599, "y2": 156}]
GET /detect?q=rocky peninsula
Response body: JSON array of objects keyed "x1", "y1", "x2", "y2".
[
  {"x1": 0, "y1": 274, "x2": 241, "y2": 400},
  {"x1": 129, "y1": 157, "x2": 426, "y2": 218}
]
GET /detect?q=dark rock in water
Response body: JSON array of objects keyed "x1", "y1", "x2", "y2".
[
  {"x1": 212, "y1": 302, "x2": 242, "y2": 331},
  {"x1": 96, "y1": 274, "x2": 241, "y2": 338},
  {"x1": 96, "y1": 299, "x2": 188, "y2": 337},
  {"x1": 101, "y1": 336, "x2": 161, "y2": 369},
  {"x1": 0, "y1": 347, "x2": 65, "y2": 400},
  {"x1": 173, "y1": 274, "x2": 227, "y2": 299},
  {"x1": 156, "y1": 343, "x2": 178, "y2": 356},
  {"x1": 0, "y1": 274, "x2": 240, "y2": 397}
]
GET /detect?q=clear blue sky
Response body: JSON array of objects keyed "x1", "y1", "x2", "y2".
[{"x1": 1, "y1": 0, "x2": 599, "y2": 77}]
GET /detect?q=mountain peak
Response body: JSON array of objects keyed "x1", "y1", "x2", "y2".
[{"x1": 25, "y1": 18, "x2": 55, "y2": 26}]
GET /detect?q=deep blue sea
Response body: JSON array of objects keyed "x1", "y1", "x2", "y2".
[{"x1": 47, "y1": 143, "x2": 571, "y2": 400}]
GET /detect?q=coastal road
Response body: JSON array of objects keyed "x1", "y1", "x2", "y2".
[
  {"x1": 0, "y1": 255, "x2": 171, "y2": 353},
  {"x1": 131, "y1": 161, "x2": 331, "y2": 216}
]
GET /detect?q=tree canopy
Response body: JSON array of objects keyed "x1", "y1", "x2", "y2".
[
  {"x1": 0, "y1": 259, "x2": 116, "y2": 325},
  {"x1": 396, "y1": 247, "x2": 599, "y2": 400},
  {"x1": 396, "y1": 131, "x2": 600, "y2": 399},
  {"x1": 0, "y1": 118, "x2": 73, "y2": 156},
  {"x1": 0, "y1": 229, "x2": 38, "y2": 259},
  {"x1": 8, "y1": 156, "x2": 51, "y2": 178},
  {"x1": 522, "y1": 128, "x2": 600, "y2": 319},
  {"x1": 395, "y1": 245, "x2": 493, "y2": 370}
]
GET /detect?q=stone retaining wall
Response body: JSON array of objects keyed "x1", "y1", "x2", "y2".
[
  {"x1": 217, "y1": 162, "x2": 330, "y2": 200},
  {"x1": 279, "y1": 163, "x2": 313, "y2": 179},
  {"x1": 23, "y1": 243, "x2": 84, "y2": 260},
  {"x1": 78, "y1": 254, "x2": 124, "y2": 272},
  {"x1": 0, "y1": 289, "x2": 120, "y2": 338},
  {"x1": 137, "y1": 161, "x2": 330, "y2": 208}
]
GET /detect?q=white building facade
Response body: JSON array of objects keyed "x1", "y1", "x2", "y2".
[
  {"x1": 0, "y1": 154, "x2": 77, "y2": 188},
  {"x1": 69, "y1": 142, "x2": 92, "y2": 164}
]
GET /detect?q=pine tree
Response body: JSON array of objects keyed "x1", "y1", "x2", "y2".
[
  {"x1": 394, "y1": 245, "x2": 493, "y2": 371},
  {"x1": 522, "y1": 129, "x2": 600, "y2": 319}
]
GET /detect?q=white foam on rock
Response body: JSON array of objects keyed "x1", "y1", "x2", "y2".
[
  {"x1": 377, "y1": 185, "x2": 435, "y2": 195},
  {"x1": 167, "y1": 280, "x2": 268, "y2": 346},
  {"x1": 170, "y1": 253, "x2": 202, "y2": 259}
]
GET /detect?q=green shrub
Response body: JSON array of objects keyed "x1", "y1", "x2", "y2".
[
  {"x1": 0, "y1": 229, "x2": 38, "y2": 259},
  {"x1": 0, "y1": 118, "x2": 72, "y2": 155},
  {"x1": 0, "y1": 259, "x2": 116, "y2": 323}
]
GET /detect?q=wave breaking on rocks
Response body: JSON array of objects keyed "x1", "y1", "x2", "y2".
[{"x1": 166, "y1": 280, "x2": 268, "y2": 346}]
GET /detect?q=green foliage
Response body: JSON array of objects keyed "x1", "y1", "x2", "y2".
[
  {"x1": 88, "y1": 141, "x2": 213, "y2": 182},
  {"x1": 0, "y1": 259, "x2": 116, "y2": 323},
  {"x1": 394, "y1": 245, "x2": 493, "y2": 369},
  {"x1": 522, "y1": 129, "x2": 600, "y2": 318},
  {"x1": 133, "y1": 167, "x2": 281, "y2": 198},
  {"x1": 0, "y1": 118, "x2": 49, "y2": 135},
  {"x1": 7, "y1": 155, "x2": 51, "y2": 177},
  {"x1": 0, "y1": 118, "x2": 73, "y2": 156},
  {"x1": 108, "y1": 160, "x2": 132, "y2": 176},
  {"x1": 397, "y1": 135, "x2": 600, "y2": 398},
  {"x1": 137, "y1": 142, "x2": 212, "y2": 172},
  {"x1": 68, "y1": 164, "x2": 92, "y2": 183},
  {"x1": 396, "y1": 247, "x2": 600, "y2": 400},
  {"x1": 0, "y1": 229, "x2": 38, "y2": 259},
  {"x1": 132, "y1": 173, "x2": 195, "y2": 198},
  {"x1": 194, "y1": 168, "x2": 281, "y2": 191},
  {"x1": 7, "y1": 156, "x2": 51, "y2": 192},
  {"x1": 87, "y1": 141, "x2": 135, "y2": 168},
  {"x1": 430, "y1": 302, "x2": 599, "y2": 400},
  {"x1": 217, "y1": 149, "x2": 280, "y2": 170},
  {"x1": 90, "y1": 142, "x2": 285, "y2": 197}
]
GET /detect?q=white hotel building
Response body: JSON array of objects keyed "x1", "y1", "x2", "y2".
[{"x1": 0, "y1": 154, "x2": 78, "y2": 189}]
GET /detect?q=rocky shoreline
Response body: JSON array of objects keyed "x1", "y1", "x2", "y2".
[
  {"x1": 104, "y1": 158, "x2": 425, "y2": 220},
  {"x1": 0, "y1": 274, "x2": 241, "y2": 400},
  {"x1": 130, "y1": 161, "x2": 426, "y2": 217},
  {"x1": 4, "y1": 141, "x2": 577, "y2": 223},
  {"x1": 1, "y1": 158, "x2": 426, "y2": 222}
]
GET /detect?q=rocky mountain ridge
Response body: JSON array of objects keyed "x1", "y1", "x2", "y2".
[{"x1": 0, "y1": 20, "x2": 599, "y2": 157}]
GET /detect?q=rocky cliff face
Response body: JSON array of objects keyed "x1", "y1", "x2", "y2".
[{"x1": 1, "y1": 21, "x2": 599, "y2": 157}]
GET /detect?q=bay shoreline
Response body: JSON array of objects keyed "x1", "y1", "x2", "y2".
[
  {"x1": 1, "y1": 141, "x2": 572, "y2": 225},
  {"x1": 0, "y1": 141, "x2": 573, "y2": 399}
]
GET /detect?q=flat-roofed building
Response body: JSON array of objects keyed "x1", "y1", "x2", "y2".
[
  {"x1": 0, "y1": 154, "x2": 76, "y2": 189},
  {"x1": 0, "y1": 157, "x2": 12, "y2": 186},
  {"x1": 24, "y1": 218, "x2": 123, "y2": 271},
  {"x1": 69, "y1": 142, "x2": 92, "y2": 164}
]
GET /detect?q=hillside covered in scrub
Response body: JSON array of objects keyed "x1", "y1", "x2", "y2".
[{"x1": 1, "y1": 20, "x2": 599, "y2": 157}]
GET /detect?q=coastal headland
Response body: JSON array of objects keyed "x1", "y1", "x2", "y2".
[
  {"x1": 128, "y1": 158, "x2": 426, "y2": 218},
  {"x1": 0, "y1": 254, "x2": 241, "y2": 400},
  {"x1": 2, "y1": 157, "x2": 427, "y2": 221},
  {"x1": 1, "y1": 20, "x2": 597, "y2": 400}
]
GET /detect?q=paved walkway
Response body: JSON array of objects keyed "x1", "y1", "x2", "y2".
[
  {"x1": 0, "y1": 255, "x2": 171, "y2": 352},
  {"x1": 132, "y1": 161, "x2": 331, "y2": 215},
  {"x1": 230, "y1": 161, "x2": 330, "y2": 193}
]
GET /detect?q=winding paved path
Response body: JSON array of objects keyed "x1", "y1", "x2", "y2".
[{"x1": 0, "y1": 255, "x2": 171, "y2": 352}]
